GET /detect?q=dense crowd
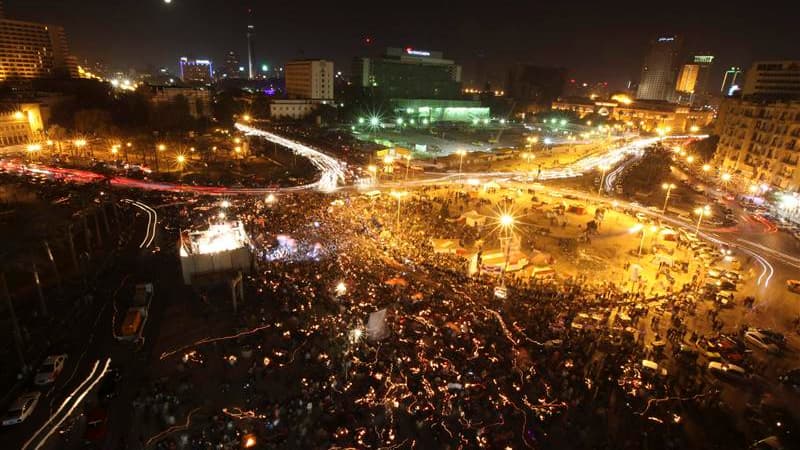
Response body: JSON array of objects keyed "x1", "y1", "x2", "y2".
[{"x1": 135, "y1": 188, "x2": 793, "y2": 449}]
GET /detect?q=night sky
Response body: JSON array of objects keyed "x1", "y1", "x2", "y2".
[{"x1": 7, "y1": 0, "x2": 800, "y2": 89}]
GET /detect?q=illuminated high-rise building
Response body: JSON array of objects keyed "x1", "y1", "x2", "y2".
[
  {"x1": 741, "y1": 61, "x2": 800, "y2": 98},
  {"x1": 221, "y1": 51, "x2": 242, "y2": 79},
  {"x1": 676, "y1": 64, "x2": 699, "y2": 93},
  {"x1": 285, "y1": 60, "x2": 334, "y2": 100},
  {"x1": 0, "y1": 17, "x2": 78, "y2": 80},
  {"x1": 179, "y1": 57, "x2": 213, "y2": 84},
  {"x1": 636, "y1": 35, "x2": 681, "y2": 101}
]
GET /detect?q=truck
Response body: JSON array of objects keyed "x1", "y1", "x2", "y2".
[{"x1": 119, "y1": 307, "x2": 146, "y2": 340}]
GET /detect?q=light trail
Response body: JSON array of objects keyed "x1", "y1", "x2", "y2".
[
  {"x1": 235, "y1": 123, "x2": 346, "y2": 192},
  {"x1": 144, "y1": 407, "x2": 202, "y2": 447},
  {"x1": 24, "y1": 358, "x2": 111, "y2": 450},
  {"x1": 123, "y1": 199, "x2": 157, "y2": 248},
  {"x1": 159, "y1": 324, "x2": 272, "y2": 360}
]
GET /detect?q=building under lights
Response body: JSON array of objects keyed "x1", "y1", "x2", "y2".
[
  {"x1": 0, "y1": 17, "x2": 78, "y2": 80},
  {"x1": 179, "y1": 221, "x2": 252, "y2": 285},
  {"x1": 146, "y1": 85, "x2": 212, "y2": 118},
  {"x1": 179, "y1": 57, "x2": 213, "y2": 84},
  {"x1": 0, "y1": 103, "x2": 44, "y2": 146},
  {"x1": 713, "y1": 98, "x2": 800, "y2": 191},
  {"x1": 353, "y1": 47, "x2": 462, "y2": 100},
  {"x1": 551, "y1": 97, "x2": 713, "y2": 134}
]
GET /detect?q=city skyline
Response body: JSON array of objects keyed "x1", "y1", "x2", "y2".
[{"x1": 7, "y1": 0, "x2": 800, "y2": 88}]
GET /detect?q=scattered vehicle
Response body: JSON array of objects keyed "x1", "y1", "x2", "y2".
[
  {"x1": 708, "y1": 361, "x2": 747, "y2": 381},
  {"x1": 2, "y1": 392, "x2": 41, "y2": 426},
  {"x1": 744, "y1": 330, "x2": 781, "y2": 354},
  {"x1": 34, "y1": 354, "x2": 68, "y2": 386}
]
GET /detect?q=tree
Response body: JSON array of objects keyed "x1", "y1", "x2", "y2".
[{"x1": 74, "y1": 109, "x2": 113, "y2": 136}]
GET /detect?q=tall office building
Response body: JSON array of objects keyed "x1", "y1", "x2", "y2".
[
  {"x1": 179, "y1": 57, "x2": 213, "y2": 84},
  {"x1": 353, "y1": 47, "x2": 462, "y2": 99},
  {"x1": 0, "y1": 18, "x2": 78, "y2": 80},
  {"x1": 285, "y1": 60, "x2": 334, "y2": 100},
  {"x1": 636, "y1": 36, "x2": 681, "y2": 101},
  {"x1": 676, "y1": 64, "x2": 699, "y2": 94},
  {"x1": 720, "y1": 67, "x2": 743, "y2": 95},
  {"x1": 741, "y1": 61, "x2": 800, "y2": 98},
  {"x1": 692, "y1": 55, "x2": 714, "y2": 99},
  {"x1": 220, "y1": 51, "x2": 242, "y2": 79}
]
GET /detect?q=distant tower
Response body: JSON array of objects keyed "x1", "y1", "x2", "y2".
[{"x1": 246, "y1": 8, "x2": 255, "y2": 80}]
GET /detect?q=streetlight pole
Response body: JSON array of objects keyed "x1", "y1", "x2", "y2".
[
  {"x1": 598, "y1": 165, "x2": 609, "y2": 195},
  {"x1": 694, "y1": 205, "x2": 710, "y2": 234},
  {"x1": 457, "y1": 150, "x2": 466, "y2": 176},
  {"x1": 662, "y1": 183, "x2": 676, "y2": 214}
]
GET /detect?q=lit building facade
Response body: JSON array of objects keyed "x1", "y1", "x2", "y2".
[
  {"x1": 636, "y1": 36, "x2": 681, "y2": 101},
  {"x1": 714, "y1": 98, "x2": 800, "y2": 190},
  {"x1": 179, "y1": 57, "x2": 213, "y2": 84},
  {"x1": 285, "y1": 60, "x2": 334, "y2": 100},
  {"x1": 0, "y1": 18, "x2": 78, "y2": 80},
  {"x1": 742, "y1": 61, "x2": 800, "y2": 98},
  {"x1": 147, "y1": 86, "x2": 212, "y2": 118},
  {"x1": 353, "y1": 48, "x2": 462, "y2": 99},
  {"x1": 390, "y1": 99, "x2": 489, "y2": 123},
  {"x1": 691, "y1": 54, "x2": 715, "y2": 106},
  {"x1": 0, "y1": 103, "x2": 44, "y2": 146},
  {"x1": 552, "y1": 97, "x2": 713, "y2": 134},
  {"x1": 270, "y1": 99, "x2": 323, "y2": 119}
]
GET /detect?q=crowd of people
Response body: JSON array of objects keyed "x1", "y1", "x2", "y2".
[{"x1": 130, "y1": 185, "x2": 797, "y2": 450}]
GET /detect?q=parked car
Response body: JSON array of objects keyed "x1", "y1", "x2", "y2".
[
  {"x1": 744, "y1": 330, "x2": 781, "y2": 354},
  {"x1": 2, "y1": 392, "x2": 41, "y2": 426},
  {"x1": 708, "y1": 361, "x2": 748, "y2": 381},
  {"x1": 787, "y1": 280, "x2": 800, "y2": 294},
  {"x1": 34, "y1": 354, "x2": 67, "y2": 386}
]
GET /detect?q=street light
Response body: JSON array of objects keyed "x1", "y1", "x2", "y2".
[
  {"x1": 694, "y1": 205, "x2": 711, "y2": 234},
  {"x1": 366, "y1": 164, "x2": 377, "y2": 183},
  {"x1": 456, "y1": 150, "x2": 467, "y2": 175},
  {"x1": 265, "y1": 193, "x2": 276, "y2": 205},
  {"x1": 721, "y1": 172, "x2": 731, "y2": 182},
  {"x1": 662, "y1": 183, "x2": 676, "y2": 213},
  {"x1": 404, "y1": 154, "x2": 412, "y2": 181},
  {"x1": 390, "y1": 190, "x2": 408, "y2": 226},
  {"x1": 702, "y1": 164, "x2": 711, "y2": 172},
  {"x1": 686, "y1": 155, "x2": 695, "y2": 164},
  {"x1": 176, "y1": 154, "x2": 186, "y2": 171},
  {"x1": 498, "y1": 213, "x2": 516, "y2": 284},
  {"x1": 598, "y1": 164, "x2": 610, "y2": 195}
]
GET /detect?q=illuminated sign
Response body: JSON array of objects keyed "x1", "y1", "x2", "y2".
[
  {"x1": 694, "y1": 55, "x2": 714, "y2": 63},
  {"x1": 405, "y1": 48, "x2": 431, "y2": 57},
  {"x1": 657, "y1": 37, "x2": 675, "y2": 42}
]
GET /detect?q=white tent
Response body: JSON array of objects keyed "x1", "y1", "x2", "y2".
[
  {"x1": 460, "y1": 210, "x2": 486, "y2": 227},
  {"x1": 367, "y1": 309, "x2": 390, "y2": 341}
]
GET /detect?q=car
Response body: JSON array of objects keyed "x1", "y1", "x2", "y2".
[
  {"x1": 34, "y1": 354, "x2": 67, "y2": 386},
  {"x1": 83, "y1": 407, "x2": 108, "y2": 444},
  {"x1": 2, "y1": 392, "x2": 41, "y2": 426},
  {"x1": 787, "y1": 280, "x2": 800, "y2": 294},
  {"x1": 744, "y1": 330, "x2": 781, "y2": 354},
  {"x1": 708, "y1": 361, "x2": 747, "y2": 381}
]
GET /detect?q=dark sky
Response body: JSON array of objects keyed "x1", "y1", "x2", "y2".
[{"x1": 7, "y1": 0, "x2": 800, "y2": 89}]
